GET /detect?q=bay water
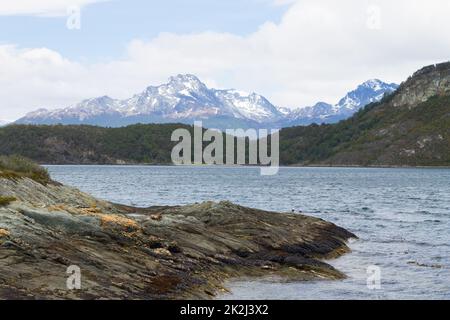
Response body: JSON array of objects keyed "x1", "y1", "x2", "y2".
[{"x1": 46, "y1": 165, "x2": 450, "y2": 299}]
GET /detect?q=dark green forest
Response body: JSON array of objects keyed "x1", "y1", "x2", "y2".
[{"x1": 1, "y1": 93, "x2": 449, "y2": 167}]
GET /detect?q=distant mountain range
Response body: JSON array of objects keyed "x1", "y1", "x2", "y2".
[
  {"x1": 15, "y1": 75, "x2": 398, "y2": 130},
  {"x1": 281, "y1": 79, "x2": 399, "y2": 126},
  {"x1": 2, "y1": 62, "x2": 450, "y2": 167}
]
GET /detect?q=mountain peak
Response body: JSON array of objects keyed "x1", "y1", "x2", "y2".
[
  {"x1": 168, "y1": 74, "x2": 205, "y2": 90},
  {"x1": 81, "y1": 95, "x2": 114, "y2": 105},
  {"x1": 337, "y1": 79, "x2": 399, "y2": 112},
  {"x1": 360, "y1": 79, "x2": 386, "y2": 90},
  {"x1": 358, "y1": 79, "x2": 398, "y2": 91},
  {"x1": 284, "y1": 79, "x2": 399, "y2": 125},
  {"x1": 169, "y1": 73, "x2": 201, "y2": 82},
  {"x1": 15, "y1": 74, "x2": 399, "y2": 129}
]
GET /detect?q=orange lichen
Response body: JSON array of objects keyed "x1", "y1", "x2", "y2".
[
  {"x1": 100, "y1": 214, "x2": 139, "y2": 229},
  {"x1": 0, "y1": 228, "x2": 10, "y2": 237},
  {"x1": 80, "y1": 207, "x2": 103, "y2": 215},
  {"x1": 56, "y1": 205, "x2": 140, "y2": 232},
  {"x1": 48, "y1": 204, "x2": 72, "y2": 212}
]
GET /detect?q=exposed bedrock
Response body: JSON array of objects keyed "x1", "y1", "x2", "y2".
[{"x1": 0, "y1": 177, "x2": 356, "y2": 299}]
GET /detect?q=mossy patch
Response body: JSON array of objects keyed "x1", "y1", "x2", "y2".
[{"x1": 0, "y1": 196, "x2": 16, "y2": 207}]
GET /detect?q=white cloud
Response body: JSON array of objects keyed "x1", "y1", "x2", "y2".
[
  {"x1": 1, "y1": 0, "x2": 450, "y2": 120},
  {"x1": 271, "y1": 0, "x2": 299, "y2": 6},
  {"x1": 0, "y1": 0, "x2": 108, "y2": 16}
]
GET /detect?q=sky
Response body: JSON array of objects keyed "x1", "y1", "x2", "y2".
[{"x1": 1, "y1": 0, "x2": 450, "y2": 121}]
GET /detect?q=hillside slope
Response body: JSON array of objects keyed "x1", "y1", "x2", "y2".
[
  {"x1": 0, "y1": 123, "x2": 189, "y2": 164},
  {"x1": 280, "y1": 62, "x2": 450, "y2": 166}
]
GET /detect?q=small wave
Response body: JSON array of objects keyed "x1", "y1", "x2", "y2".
[
  {"x1": 411, "y1": 210, "x2": 450, "y2": 219},
  {"x1": 423, "y1": 219, "x2": 441, "y2": 223},
  {"x1": 370, "y1": 238, "x2": 450, "y2": 248},
  {"x1": 407, "y1": 261, "x2": 445, "y2": 269}
]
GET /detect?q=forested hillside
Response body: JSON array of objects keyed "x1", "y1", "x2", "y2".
[{"x1": 1, "y1": 63, "x2": 449, "y2": 167}]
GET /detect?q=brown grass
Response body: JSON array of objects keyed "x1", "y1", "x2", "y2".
[{"x1": 0, "y1": 155, "x2": 50, "y2": 185}]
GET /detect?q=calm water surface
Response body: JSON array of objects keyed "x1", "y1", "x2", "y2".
[{"x1": 46, "y1": 165, "x2": 450, "y2": 300}]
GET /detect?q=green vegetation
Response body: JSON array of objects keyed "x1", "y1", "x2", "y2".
[
  {"x1": 0, "y1": 196, "x2": 16, "y2": 207},
  {"x1": 279, "y1": 94, "x2": 450, "y2": 166},
  {"x1": 0, "y1": 155, "x2": 51, "y2": 184},
  {"x1": 0, "y1": 123, "x2": 248, "y2": 165},
  {"x1": 0, "y1": 93, "x2": 449, "y2": 167},
  {"x1": 0, "y1": 124, "x2": 191, "y2": 165}
]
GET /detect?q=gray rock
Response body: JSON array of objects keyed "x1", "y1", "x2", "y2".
[{"x1": 0, "y1": 177, "x2": 356, "y2": 300}]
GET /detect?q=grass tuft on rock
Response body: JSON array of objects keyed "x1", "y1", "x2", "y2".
[
  {"x1": 0, "y1": 196, "x2": 16, "y2": 207},
  {"x1": 0, "y1": 155, "x2": 51, "y2": 185}
]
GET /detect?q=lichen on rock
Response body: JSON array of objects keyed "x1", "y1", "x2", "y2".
[{"x1": 0, "y1": 176, "x2": 356, "y2": 300}]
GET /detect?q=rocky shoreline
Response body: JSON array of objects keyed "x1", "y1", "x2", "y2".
[{"x1": 0, "y1": 177, "x2": 356, "y2": 300}]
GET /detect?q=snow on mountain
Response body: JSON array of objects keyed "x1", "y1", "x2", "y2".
[
  {"x1": 214, "y1": 89, "x2": 283, "y2": 122},
  {"x1": 17, "y1": 74, "x2": 283, "y2": 129},
  {"x1": 120, "y1": 74, "x2": 222, "y2": 118},
  {"x1": 284, "y1": 79, "x2": 399, "y2": 126},
  {"x1": 335, "y1": 79, "x2": 399, "y2": 114},
  {"x1": 287, "y1": 102, "x2": 335, "y2": 120},
  {"x1": 15, "y1": 75, "x2": 398, "y2": 129},
  {"x1": 120, "y1": 75, "x2": 283, "y2": 123}
]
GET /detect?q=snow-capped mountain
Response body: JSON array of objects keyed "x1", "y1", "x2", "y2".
[
  {"x1": 15, "y1": 75, "x2": 398, "y2": 130},
  {"x1": 16, "y1": 75, "x2": 284, "y2": 130},
  {"x1": 283, "y1": 79, "x2": 399, "y2": 126},
  {"x1": 336, "y1": 79, "x2": 399, "y2": 115}
]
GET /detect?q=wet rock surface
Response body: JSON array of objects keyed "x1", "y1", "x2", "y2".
[{"x1": 0, "y1": 177, "x2": 356, "y2": 299}]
